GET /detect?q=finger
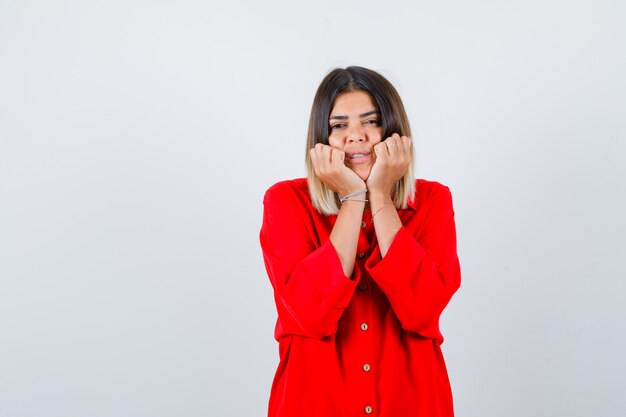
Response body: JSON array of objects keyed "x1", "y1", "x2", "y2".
[
  {"x1": 313, "y1": 145, "x2": 327, "y2": 162},
  {"x1": 310, "y1": 148, "x2": 322, "y2": 175},
  {"x1": 330, "y1": 148, "x2": 345, "y2": 167},
  {"x1": 321, "y1": 144, "x2": 333, "y2": 168},
  {"x1": 389, "y1": 133, "x2": 401, "y2": 144},
  {"x1": 384, "y1": 134, "x2": 401, "y2": 156},
  {"x1": 313, "y1": 143, "x2": 330, "y2": 173},
  {"x1": 394, "y1": 133, "x2": 406, "y2": 154},
  {"x1": 313, "y1": 143, "x2": 326, "y2": 161},
  {"x1": 374, "y1": 141, "x2": 389, "y2": 161},
  {"x1": 401, "y1": 136, "x2": 412, "y2": 158}
]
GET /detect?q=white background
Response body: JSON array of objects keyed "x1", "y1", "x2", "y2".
[{"x1": 1, "y1": 1, "x2": 625, "y2": 416}]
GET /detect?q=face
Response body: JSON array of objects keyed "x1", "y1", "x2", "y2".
[{"x1": 328, "y1": 90, "x2": 383, "y2": 181}]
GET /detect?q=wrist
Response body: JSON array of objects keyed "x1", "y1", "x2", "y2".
[
  {"x1": 338, "y1": 186, "x2": 367, "y2": 201},
  {"x1": 368, "y1": 189, "x2": 392, "y2": 204},
  {"x1": 338, "y1": 198, "x2": 366, "y2": 214}
]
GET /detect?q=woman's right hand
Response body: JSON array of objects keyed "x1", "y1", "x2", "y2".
[{"x1": 309, "y1": 143, "x2": 366, "y2": 198}]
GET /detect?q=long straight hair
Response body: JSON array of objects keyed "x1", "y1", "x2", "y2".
[{"x1": 306, "y1": 66, "x2": 415, "y2": 215}]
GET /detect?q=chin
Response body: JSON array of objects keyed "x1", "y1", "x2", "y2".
[{"x1": 354, "y1": 167, "x2": 372, "y2": 182}]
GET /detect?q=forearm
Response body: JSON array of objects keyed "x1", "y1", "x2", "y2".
[
  {"x1": 364, "y1": 185, "x2": 461, "y2": 339},
  {"x1": 364, "y1": 226, "x2": 461, "y2": 340},
  {"x1": 329, "y1": 200, "x2": 365, "y2": 278},
  {"x1": 369, "y1": 191, "x2": 402, "y2": 257}
]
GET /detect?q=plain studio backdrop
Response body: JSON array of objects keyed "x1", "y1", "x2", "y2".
[{"x1": 1, "y1": 1, "x2": 625, "y2": 416}]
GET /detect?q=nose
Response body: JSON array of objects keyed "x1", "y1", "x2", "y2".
[{"x1": 347, "y1": 125, "x2": 365, "y2": 143}]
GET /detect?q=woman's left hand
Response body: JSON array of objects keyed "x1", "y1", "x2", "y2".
[{"x1": 366, "y1": 133, "x2": 412, "y2": 196}]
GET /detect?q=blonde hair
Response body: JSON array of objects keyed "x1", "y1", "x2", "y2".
[{"x1": 305, "y1": 66, "x2": 415, "y2": 215}]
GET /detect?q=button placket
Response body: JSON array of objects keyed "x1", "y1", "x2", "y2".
[
  {"x1": 356, "y1": 272, "x2": 375, "y2": 416},
  {"x1": 355, "y1": 219, "x2": 375, "y2": 416}
]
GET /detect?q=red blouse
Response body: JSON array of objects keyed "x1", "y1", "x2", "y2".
[{"x1": 260, "y1": 178, "x2": 461, "y2": 417}]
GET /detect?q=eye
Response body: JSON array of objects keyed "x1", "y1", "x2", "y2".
[
  {"x1": 330, "y1": 123, "x2": 346, "y2": 130},
  {"x1": 364, "y1": 118, "x2": 380, "y2": 126}
]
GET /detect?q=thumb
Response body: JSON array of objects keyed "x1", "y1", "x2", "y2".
[{"x1": 333, "y1": 148, "x2": 346, "y2": 165}]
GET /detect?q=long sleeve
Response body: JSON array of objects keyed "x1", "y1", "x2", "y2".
[
  {"x1": 260, "y1": 182, "x2": 361, "y2": 340},
  {"x1": 364, "y1": 185, "x2": 461, "y2": 342}
]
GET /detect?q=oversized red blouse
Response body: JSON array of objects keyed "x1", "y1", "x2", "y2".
[{"x1": 260, "y1": 178, "x2": 461, "y2": 417}]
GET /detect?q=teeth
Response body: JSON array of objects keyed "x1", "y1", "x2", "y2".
[{"x1": 350, "y1": 153, "x2": 366, "y2": 159}]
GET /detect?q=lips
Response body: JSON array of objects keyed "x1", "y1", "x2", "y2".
[
  {"x1": 348, "y1": 151, "x2": 371, "y2": 159},
  {"x1": 346, "y1": 151, "x2": 372, "y2": 165}
]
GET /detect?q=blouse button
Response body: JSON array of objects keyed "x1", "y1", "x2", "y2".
[
  {"x1": 358, "y1": 283, "x2": 368, "y2": 291},
  {"x1": 361, "y1": 221, "x2": 367, "y2": 228},
  {"x1": 360, "y1": 323, "x2": 369, "y2": 331},
  {"x1": 358, "y1": 252, "x2": 366, "y2": 259},
  {"x1": 364, "y1": 405, "x2": 373, "y2": 414},
  {"x1": 362, "y1": 363, "x2": 371, "y2": 372}
]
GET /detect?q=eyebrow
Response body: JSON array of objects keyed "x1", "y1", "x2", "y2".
[{"x1": 329, "y1": 109, "x2": 380, "y2": 120}]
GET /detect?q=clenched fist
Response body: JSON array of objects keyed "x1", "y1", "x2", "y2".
[
  {"x1": 366, "y1": 133, "x2": 412, "y2": 196},
  {"x1": 309, "y1": 143, "x2": 366, "y2": 198}
]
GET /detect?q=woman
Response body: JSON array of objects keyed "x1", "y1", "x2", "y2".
[{"x1": 260, "y1": 66, "x2": 461, "y2": 417}]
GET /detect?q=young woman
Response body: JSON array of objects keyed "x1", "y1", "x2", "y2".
[{"x1": 260, "y1": 66, "x2": 461, "y2": 417}]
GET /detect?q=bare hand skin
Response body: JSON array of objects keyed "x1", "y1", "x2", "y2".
[
  {"x1": 366, "y1": 133, "x2": 412, "y2": 196},
  {"x1": 367, "y1": 133, "x2": 412, "y2": 257},
  {"x1": 309, "y1": 143, "x2": 366, "y2": 198},
  {"x1": 310, "y1": 143, "x2": 366, "y2": 278}
]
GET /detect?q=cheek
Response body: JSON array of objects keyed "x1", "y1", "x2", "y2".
[
  {"x1": 368, "y1": 127, "x2": 384, "y2": 144},
  {"x1": 327, "y1": 134, "x2": 342, "y2": 148}
]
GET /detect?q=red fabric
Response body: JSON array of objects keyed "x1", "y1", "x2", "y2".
[{"x1": 260, "y1": 178, "x2": 461, "y2": 417}]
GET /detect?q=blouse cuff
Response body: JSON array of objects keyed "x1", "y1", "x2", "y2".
[
  {"x1": 364, "y1": 226, "x2": 426, "y2": 295},
  {"x1": 299, "y1": 240, "x2": 360, "y2": 309}
]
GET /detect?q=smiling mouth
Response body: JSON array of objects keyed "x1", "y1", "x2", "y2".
[
  {"x1": 347, "y1": 152, "x2": 372, "y2": 166},
  {"x1": 349, "y1": 152, "x2": 371, "y2": 160}
]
